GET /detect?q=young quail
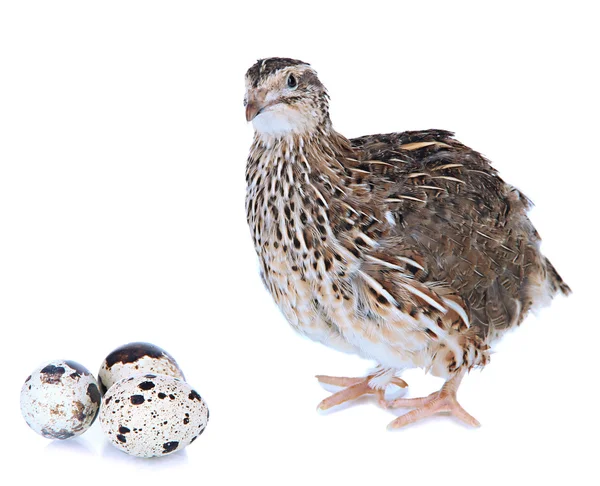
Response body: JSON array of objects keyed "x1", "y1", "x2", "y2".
[{"x1": 244, "y1": 58, "x2": 570, "y2": 429}]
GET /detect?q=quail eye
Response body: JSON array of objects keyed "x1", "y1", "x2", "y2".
[{"x1": 287, "y1": 74, "x2": 297, "y2": 89}]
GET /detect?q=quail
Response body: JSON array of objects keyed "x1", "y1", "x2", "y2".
[{"x1": 244, "y1": 58, "x2": 570, "y2": 428}]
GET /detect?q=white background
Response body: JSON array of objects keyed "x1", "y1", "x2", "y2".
[{"x1": 0, "y1": 1, "x2": 597, "y2": 484}]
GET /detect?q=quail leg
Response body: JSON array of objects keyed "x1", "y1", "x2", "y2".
[
  {"x1": 316, "y1": 374, "x2": 408, "y2": 411},
  {"x1": 384, "y1": 370, "x2": 480, "y2": 429}
]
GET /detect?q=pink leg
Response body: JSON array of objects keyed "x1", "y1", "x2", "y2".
[
  {"x1": 385, "y1": 371, "x2": 480, "y2": 429},
  {"x1": 316, "y1": 374, "x2": 407, "y2": 411}
]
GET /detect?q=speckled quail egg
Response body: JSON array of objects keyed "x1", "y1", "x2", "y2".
[
  {"x1": 100, "y1": 373, "x2": 208, "y2": 457},
  {"x1": 20, "y1": 360, "x2": 101, "y2": 440},
  {"x1": 98, "y1": 342, "x2": 185, "y2": 394}
]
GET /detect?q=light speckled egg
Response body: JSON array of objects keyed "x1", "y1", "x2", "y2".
[
  {"x1": 20, "y1": 360, "x2": 101, "y2": 440},
  {"x1": 100, "y1": 374, "x2": 208, "y2": 457},
  {"x1": 98, "y1": 342, "x2": 184, "y2": 394}
]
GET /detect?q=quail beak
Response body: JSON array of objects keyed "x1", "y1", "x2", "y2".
[
  {"x1": 245, "y1": 90, "x2": 267, "y2": 122},
  {"x1": 245, "y1": 102, "x2": 261, "y2": 122}
]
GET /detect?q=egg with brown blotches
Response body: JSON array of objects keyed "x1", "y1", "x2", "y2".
[
  {"x1": 20, "y1": 360, "x2": 101, "y2": 439},
  {"x1": 98, "y1": 342, "x2": 185, "y2": 394},
  {"x1": 100, "y1": 374, "x2": 209, "y2": 457}
]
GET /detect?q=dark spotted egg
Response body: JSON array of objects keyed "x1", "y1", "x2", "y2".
[
  {"x1": 20, "y1": 360, "x2": 101, "y2": 440},
  {"x1": 98, "y1": 342, "x2": 185, "y2": 394},
  {"x1": 100, "y1": 374, "x2": 209, "y2": 457}
]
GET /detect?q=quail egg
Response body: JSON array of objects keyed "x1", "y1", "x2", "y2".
[
  {"x1": 98, "y1": 342, "x2": 184, "y2": 394},
  {"x1": 100, "y1": 374, "x2": 208, "y2": 457},
  {"x1": 20, "y1": 360, "x2": 101, "y2": 439}
]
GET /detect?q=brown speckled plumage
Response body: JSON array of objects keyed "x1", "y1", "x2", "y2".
[{"x1": 244, "y1": 58, "x2": 570, "y2": 428}]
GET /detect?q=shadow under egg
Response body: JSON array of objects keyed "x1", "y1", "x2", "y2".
[
  {"x1": 44, "y1": 435, "x2": 95, "y2": 456},
  {"x1": 101, "y1": 439, "x2": 190, "y2": 465}
]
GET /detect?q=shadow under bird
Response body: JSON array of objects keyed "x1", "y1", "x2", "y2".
[{"x1": 243, "y1": 57, "x2": 570, "y2": 429}]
